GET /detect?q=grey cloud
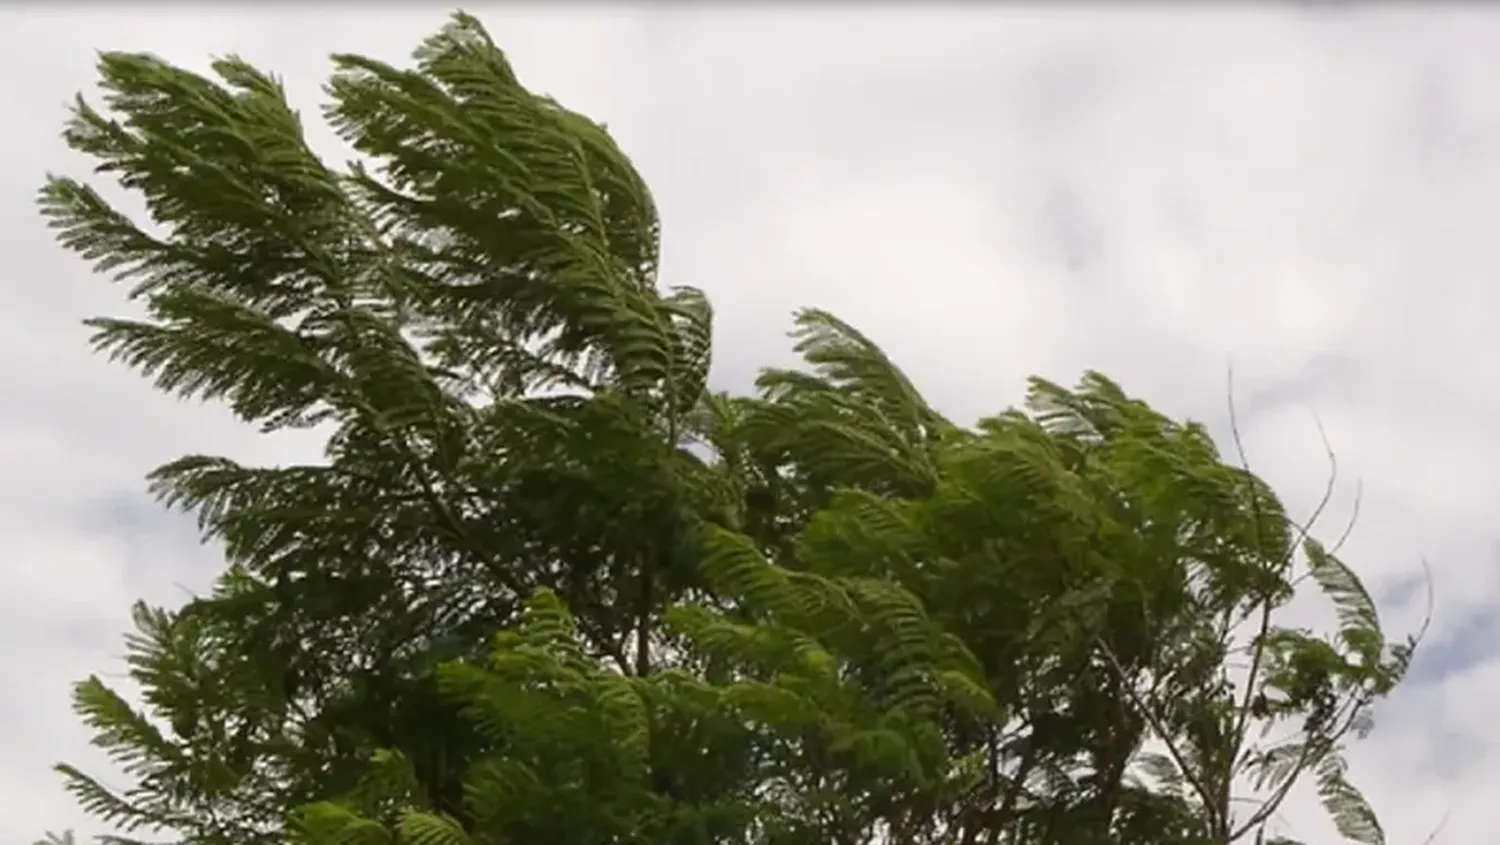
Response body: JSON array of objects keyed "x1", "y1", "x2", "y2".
[
  {"x1": 6, "y1": 5, "x2": 1500, "y2": 844},
  {"x1": 1405, "y1": 605, "x2": 1500, "y2": 690},
  {"x1": 1237, "y1": 352, "x2": 1367, "y2": 423},
  {"x1": 1039, "y1": 181, "x2": 1107, "y2": 275},
  {"x1": 73, "y1": 493, "x2": 213, "y2": 597}
]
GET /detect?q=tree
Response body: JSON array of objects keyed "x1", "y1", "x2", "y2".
[{"x1": 39, "y1": 12, "x2": 1419, "y2": 845}]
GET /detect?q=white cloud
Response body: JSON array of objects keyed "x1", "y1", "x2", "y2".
[{"x1": 2, "y1": 4, "x2": 1495, "y2": 843}]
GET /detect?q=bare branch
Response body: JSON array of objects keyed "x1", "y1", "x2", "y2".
[
  {"x1": 1093, "y1": 636, "x2": 1225, "y2": 837},
  {"x1": 1419, "y1": 809, "x2": 1451, "y2": 845}
]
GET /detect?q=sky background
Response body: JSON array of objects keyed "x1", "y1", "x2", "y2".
[{"x1": 1, "y1": 3, "x2": 1497, "y2": 843}]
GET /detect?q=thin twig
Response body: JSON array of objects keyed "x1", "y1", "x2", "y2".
[
  {"x1": 1419, "y1": 809, "x2": 1451, "y2": 845},
  {"x1": 1093, "y1": 637, "x2": 1225, "y2": 836},
  {"x1": 1232, "y1": 399, "x2": 1342, "y2": 772}
]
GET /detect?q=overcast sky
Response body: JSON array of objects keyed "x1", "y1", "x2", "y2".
[{"x1": 2, "y1": 3, "x2": 1498, "y2": 843}]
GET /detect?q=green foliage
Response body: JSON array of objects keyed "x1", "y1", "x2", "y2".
[{"x1": 40, "y1": 11, "x2": 1420, "y2": 845}]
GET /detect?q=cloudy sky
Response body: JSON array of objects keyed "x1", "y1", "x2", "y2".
[{"x1": 2, "y1": 2, "x2": 1498, "y2": 843}]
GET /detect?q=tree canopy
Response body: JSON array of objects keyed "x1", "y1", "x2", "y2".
[{"x1": 39, "y1": 12, "x2": 1419, "y2": 845}]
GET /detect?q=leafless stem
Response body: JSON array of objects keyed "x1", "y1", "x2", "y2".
[
  {"x1": 1231, "y1": 394, "x2": 1343, "y2": 772},
  {"x1": 1093, "y1": 637, "x2": 1225, "y2": 836},
  {"x1": 1419, "y1": 810, "x2": 1451, "y2": 845}
]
